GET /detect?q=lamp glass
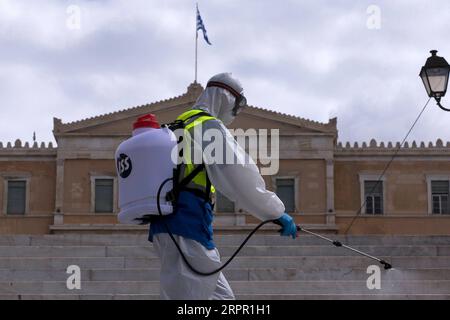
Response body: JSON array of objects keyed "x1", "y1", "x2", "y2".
[
  {"x1": 420, "y1": 67, "x2": 432, "y2": 97},
  {"x1": 426, "y1": 67, "x2": 449, "y2": 97}
]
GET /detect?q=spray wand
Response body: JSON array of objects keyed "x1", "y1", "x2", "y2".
[{"x1": 277, "y1": 222, "x2": 393, "y2": 270}]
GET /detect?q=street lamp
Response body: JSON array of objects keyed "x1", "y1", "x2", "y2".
[{"x1": 420, "y1": 50, "x2": 450, "y2": 111}]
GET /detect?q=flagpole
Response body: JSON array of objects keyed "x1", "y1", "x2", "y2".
[{"x1": 194, "y1": 3, "x2": 198, "y2": 83}]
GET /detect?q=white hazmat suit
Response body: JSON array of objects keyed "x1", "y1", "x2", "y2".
[{"x1": 153, "y1": 73, "x2": 285, "y2": 299}]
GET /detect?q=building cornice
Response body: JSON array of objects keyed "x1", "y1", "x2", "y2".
[
  {"x1": 243, "y1": 106, "x2": 337, "y2": 134},
  {"x1": 0, "y1": 140, "x2": 57, "y2": 160},
  {"x1": 335, "y1": 139, "x2": 450, "y2": 157}
]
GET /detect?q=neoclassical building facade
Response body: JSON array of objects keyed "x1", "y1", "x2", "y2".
[{"x1": 1, "y1": 83, "x2": 450, "y2": 235}]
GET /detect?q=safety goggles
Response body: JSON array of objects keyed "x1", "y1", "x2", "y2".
[{"x1": 206, "y1": 81, "x2": 247, "y2": 116}]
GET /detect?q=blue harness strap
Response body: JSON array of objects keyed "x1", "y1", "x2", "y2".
[{"x1": 149, "y1": 190, "x2": 215, "y2": 250}]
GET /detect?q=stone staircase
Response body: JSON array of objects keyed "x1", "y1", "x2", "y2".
[{"x1": 0, "y1": 233, "x2": 450, "y2": 299}]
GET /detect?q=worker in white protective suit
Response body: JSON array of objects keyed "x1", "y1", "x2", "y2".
[{"x1": 148, "y1": 73, "x2": 298, "y2": 300}]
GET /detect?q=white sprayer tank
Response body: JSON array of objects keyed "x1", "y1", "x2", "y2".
[{"x1": 115, "y1": 114, "x2": 176, "y2": 224}]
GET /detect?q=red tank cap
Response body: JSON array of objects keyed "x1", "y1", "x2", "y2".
[{"x1": 133, "y1": 114, "x2": 160, "y2": 129}]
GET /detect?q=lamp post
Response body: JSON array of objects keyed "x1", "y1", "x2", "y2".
[{"x1": 419, "y1": 50, "x2": 450, "y2": 111}]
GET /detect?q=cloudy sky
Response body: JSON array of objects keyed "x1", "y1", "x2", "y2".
[{"x1": 1, "y1": 0, "x2": 450, "y2": 146}]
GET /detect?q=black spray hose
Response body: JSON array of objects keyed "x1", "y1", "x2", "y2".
[
  {"x1": 157, "y1": 178, "x2": 393, "y2": 276},
  {"x1": 156, "y1": 177, "x2": 277, "y2": 276}
]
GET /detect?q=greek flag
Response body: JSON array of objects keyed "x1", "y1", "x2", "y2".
[{"x1": 196, "y1": 5, "x2": 211, "y2": 45}]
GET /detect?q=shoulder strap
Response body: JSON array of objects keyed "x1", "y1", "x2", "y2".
[
  {"x1": 179, "y1": 163, "x2": 205, "y2": 188},
  {"x1": 165, "y1": 163, "x2": 206, "y2": 203},
  {"x1": 164, "y1": 110, "x2": 214, "y2": 203},
  {"x1": 177, "y1": 109, "x2": 212, "y2": 122},
  {"x1": 164, "y1": 110, "x2": 212, "y2": 132}
]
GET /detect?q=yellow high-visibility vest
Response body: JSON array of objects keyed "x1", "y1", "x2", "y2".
[{"x1": 176, "y1": 109, "x2": 216, "y2": 197}]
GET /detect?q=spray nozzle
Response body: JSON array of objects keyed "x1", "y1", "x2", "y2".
[
  {"x1": 332, "y1": 241, "x2": 342, "y2": 247},
  {"x1": 380, "y1": 260, "x2": 393, "y2": 270}
]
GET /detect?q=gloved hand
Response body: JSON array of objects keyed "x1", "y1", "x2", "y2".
[{"x1": 275, "y1": 213, "x2": 298, "y2": 239}]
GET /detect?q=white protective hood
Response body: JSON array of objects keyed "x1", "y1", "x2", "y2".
[
  {"x1": 194, "y1": 86, "x2": 236, "y2": 125},
  {"x1": 190, "y1": 74, "x2": 285, "y2": 222}
]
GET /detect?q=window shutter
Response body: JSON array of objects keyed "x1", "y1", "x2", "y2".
[
  {"x1": 431, "y1": 181, "x2": 449, "y2": 195},
  {"x1": 366, "y1": 196, "x2": 374, "y2": 214},
  {"x1": 7, "y1": 180, "x2": 26, "y2": 215},
  {"x1": 364, "y1": 180, "x2": 383, "y2": 195},
  {"x1": 216, "y1": 191, "x2": 235, "y2": 213},
  {"x1": 374, "y1": 196, "x2": 383, "y2": 215},
  {"x1": 95, "y1": 179, "x2": 114, "y2": 213},
  {"x1": 276, "y1": 179, "x2": 295, "y2": 213},
  {"x1": 442, "y1": 196, "x2": 449, "y2": 214},
  {"x1": 364, "y1": 180, "x2": 383, "y2": 214},
  {"x1": 432, "y1": 195, "x2": 441, "y2": 214}
]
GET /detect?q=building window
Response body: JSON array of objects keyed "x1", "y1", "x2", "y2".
[
  {"x1": 364, "y1": 180, "x2": 383, "y2": 215},
  {"x1": 276, "y1": 178, "x2": 295, "y2": 213},
  {"x1": 6, "y1": 180, "x2": 27, "y2": 215},
  {"x1": 215, "y1": 191, "x2": 235, "y2": 213},
  {"x1": 431, "y1": 180, "x2": 450, "y2": 215},
  {"x1": 94, "y1": 178, "x2": 114, "y2": 213}
]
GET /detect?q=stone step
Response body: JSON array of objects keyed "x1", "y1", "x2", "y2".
[
  {"x1": 217, "y1": 245, "x2": 449, "y2": 257},
  {"x1": 0, "y1": 294, "x2": 160, "y2": 300},
  {"x1": 0, "y1": 246, "x2": 108, "y2": 257},
  {"x1": 0, "y1": 281, "x2": 158, "y2": 295},
  {"x1": 1, "y1": 235, "x2": 450, "y2": 246},
  {"x1": 243, "y1": 268, "x2": 450, "y2": 281},
  {"x1": 216, "y1": 235, "x2": 450, "y2": 247},
  {"x1": 1, "y1": 234, "x2": 448, "y2": 299},
  {"x1": 0, "y1": 257, "x2": 129, "y2": 270},
  {"x1": 49, "y1": 223, "x2": 338, "y2": 235},
  {"x1": 1, "y1": 268, "x2": 450, "y2": 282},
  {"x1": 122, "y1": 256, "x2": 450, "y2": 269},
  {"x1": 3, "y1": 256, "x2": 450, "y2": 270},
  {"x1": 0, "y1": 245, "x2": 447, "y2": 258},
  {"x1": 3, "y1": 293, "x2": 450, "y2": 300},
  {"x1": 230, "y1": 280, "x2": 450, "y2": 295},
  {"x1": 236, "y1": 294, "x2": 450, "y2": 300},
  {"x1": 2, "y1": 280, "x2": 450, "y2": 295}
]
